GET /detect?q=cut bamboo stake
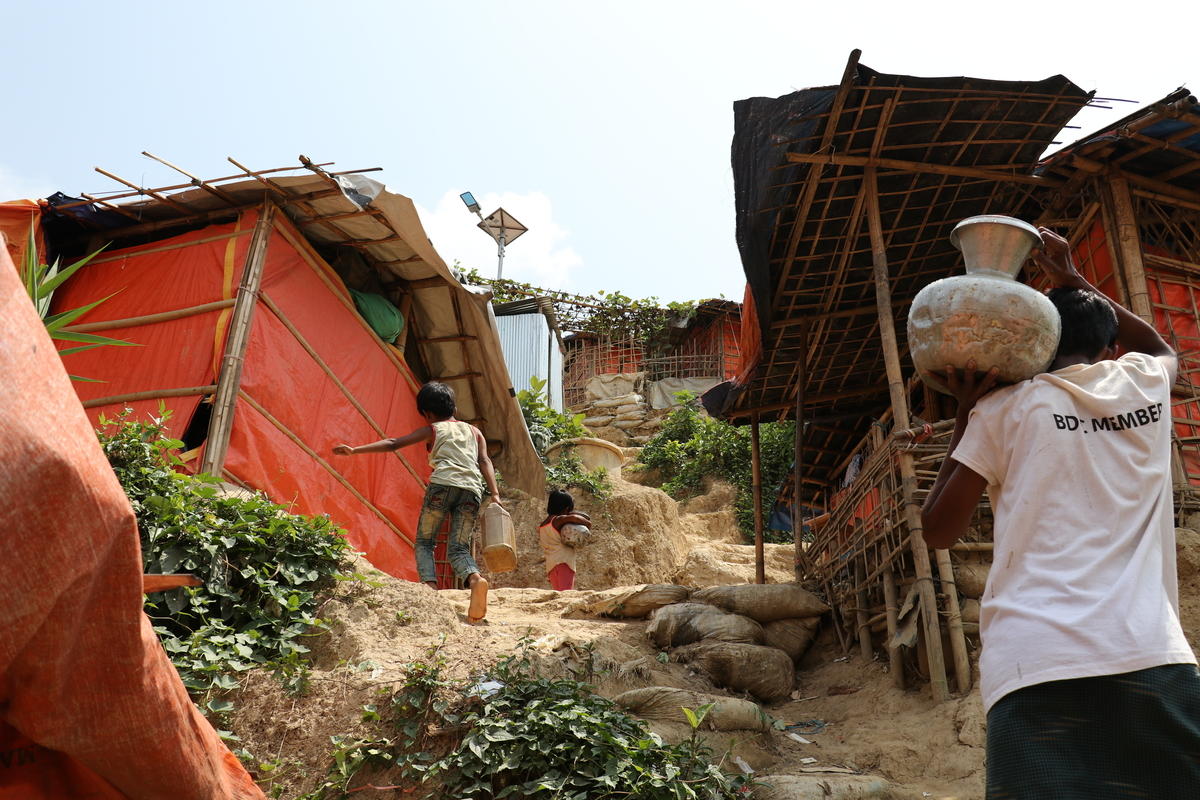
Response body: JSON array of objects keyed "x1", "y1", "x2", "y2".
[
  {"x1": 751, "y1": 413, "x2": 765, "y2": 584},
  {"x1": 259, "y1": 292, "x2": 426, "y2": 489},
  {"x1": 64, "y1": 299, "x2": 235, "y2": 334},
  {"x1": 882, "y1": 568, "x2": 905, "y2": 689},
  {"x1": 200, "y1": 203, "x2": 276, "y2": 476},
  {"x1": 83, "y1": 385, "x2": 217, "y2": 409},
  {"x1": 865, "y1": 167, "x2": 953, "y2": 702}
]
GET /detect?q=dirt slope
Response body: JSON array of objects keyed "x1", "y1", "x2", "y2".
[{"x1": 229, "y1": 474, "x2": 1200, "y2": 799}]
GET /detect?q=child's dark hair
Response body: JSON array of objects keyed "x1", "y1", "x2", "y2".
[
  {"x1": 547, "y1": 490, "x2": 574, "y2": 515},
  {"x1": 1049, "y1": 287, "x2": 1118, "y2": 360},
  {"x1": 417, "y1": 381, "x2": 456, "y2": 418}
]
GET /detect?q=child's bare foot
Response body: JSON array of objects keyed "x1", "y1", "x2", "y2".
[{"x1": 467, "y1": 573, "x2": 488, "y2": 623}]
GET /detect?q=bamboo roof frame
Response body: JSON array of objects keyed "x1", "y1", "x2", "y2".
[{"x1": 719, "y1": 51, "x2": 1093, "y2": 500}]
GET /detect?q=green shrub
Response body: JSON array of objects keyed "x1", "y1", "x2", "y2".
[
  {"x1": 518, "y1": 377, "x2": 611, "y2": 499},
  {"x1": 304, "y1": 642, "x2": 752, "y2": 799},
  {"x1": 637, "y1": 394, "x2": 795, "y2": 543},
  {"x1": 99, "y1": 411, "x2": 352, "y2": 694}
]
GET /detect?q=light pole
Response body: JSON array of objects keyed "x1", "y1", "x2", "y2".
[{"x1": 460, "y1": 191, "x2": 528, "y2": 280}]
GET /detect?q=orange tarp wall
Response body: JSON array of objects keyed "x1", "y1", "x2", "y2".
[{"x1": 54, "y1": 210, "x2": 429, "y2": 580}]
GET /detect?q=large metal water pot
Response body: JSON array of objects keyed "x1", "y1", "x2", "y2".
[{"x1": 907, "y1": 215, "x2": 1060, "y2": 394}]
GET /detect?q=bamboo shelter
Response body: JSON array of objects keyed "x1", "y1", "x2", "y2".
[
  {"x1": 6, "y1": 156, "x2": 544, "y2": 584},
  {"x1": 704, "y1": 52, "x2": 1200, "y2": 700}
]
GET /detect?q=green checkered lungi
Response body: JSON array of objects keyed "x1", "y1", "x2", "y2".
[{"x1": 986, "y1": 664, "x2": 1200, "y2": 799}]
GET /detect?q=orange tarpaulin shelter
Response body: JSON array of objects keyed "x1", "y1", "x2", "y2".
[
  {"x1": 0, "y1": 240, "x2": 263, "y2": 799},
  {"x1": 30, "y1": 165, "x2": 544, "y2": 583}
]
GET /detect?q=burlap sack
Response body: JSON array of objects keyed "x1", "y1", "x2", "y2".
[
  {"x1": 673, "y1": 641, "x2": 795, "y2": 702},
  {"x1": 647, "y1": 603, "x2": 764, "y2": 648},
  {"x1": 614, "y1": 687, "x2": 773, "y2": 732},
  {"x1": 590, "y1": 584, "x2": 691, "y2": 619},
  {"x1": 762, "y1": 617, "x2": 820, "y2": 663},
  {"x1": 954, "y1": 563, "x2": 991, "y2": 599},
  {"x1": 692, "y1": 583, "x2": 829, "y2": 623}
]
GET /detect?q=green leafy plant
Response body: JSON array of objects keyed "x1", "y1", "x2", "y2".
[
  {"x1": 19, "y1": 229, "x2": 134, "y2": 380},
  {"x1": 637, "y1": 393, "x2": 795, "y2": 543},
  {"x1": 98, "y1": 410, "x2": 352, "y2": 694},
  {"x1": 303, "y1": 641, "x2": 750, "y2": 799}
]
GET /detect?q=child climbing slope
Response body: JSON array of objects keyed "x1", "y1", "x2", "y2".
[
  {"x1": 539, "y1": 490, "x2": 593, "y2": 590},
  {"x1": 333, "y1": 381, "x2": 501, "y2": 623}
]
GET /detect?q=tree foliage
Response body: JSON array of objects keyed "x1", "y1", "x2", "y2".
[{"x1": 636, "y1": 394, "x2": 795, "y2": 543}]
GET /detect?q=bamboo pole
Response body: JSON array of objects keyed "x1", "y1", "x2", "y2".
[
  {"x1": 856, "y1": 563, "x2": 873, "y2": 661},
  {"x1": 259, "y1": 292, "x2": 427, "y2": 489},
  {"x1": 86, "y1": 229, "x2": 252, "y2": 266},
  {"x1": 864, "y1": 168, "x2": 955, "y2": 702},
  {"x1": 1105, "y1": 173, "x2": 1154, "y2": 321},
  {"x1": 238, "y1": 391, "x2": 413, "y2": 547},
  {"x1": 64, "y1": 299, "x2": 236, "y2": 334},
  {"x1": 751, "y1": 414, "x2": 765, "y2": 584},
  {"x1": 784, "y1": 151, "x2": 1057, "y2": 187},
  {"x1": 200, "y1": 203, "x2": 276, "y2": 476},
  {"x1": 793, "y1": 321, "x2": 809, "y2": 584},
  {"x1": 882, "y1": 568, "x2": 905, "y2": 689},
  {"x1": 83, "y1": 385, "x2": 217, "y2": 409}
]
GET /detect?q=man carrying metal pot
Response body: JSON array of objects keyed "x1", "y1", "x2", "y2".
[{"x1": 921, "y1": 227, "x2": 1200, "y2": 800}]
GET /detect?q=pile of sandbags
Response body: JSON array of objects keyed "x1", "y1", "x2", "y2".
[
  {"x1": 577, "y1": 388, "x2": 669, "y2": 447},
  {"x1": 642, "y1": 583, "x2": 829, "y2": 703}
]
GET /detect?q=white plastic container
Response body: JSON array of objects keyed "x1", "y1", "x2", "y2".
[
  {"x1": 908, "y1": 215, "x2": 1060, "y2": 394},
  {"x1": 481, "y1": 503, "x2": 517, "y2": 573}
]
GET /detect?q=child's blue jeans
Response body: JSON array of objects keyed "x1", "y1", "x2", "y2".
[{"x1": 414, "y1": 483, "x2": 482, "y2": 584}]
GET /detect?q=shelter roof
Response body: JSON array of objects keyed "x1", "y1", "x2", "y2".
[
  {"x1": 1036, "y1": 88, "x2": 1200, "y2": 200},
  {"x1": 716, "y1": 51, "x2": 1091, "y2": 495},
  {"x1": 41, "y1": 157, "x2": 545, "y2": 496}
]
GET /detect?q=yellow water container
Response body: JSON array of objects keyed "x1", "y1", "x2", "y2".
[{"x1": 481, "y1": 502, "x2": 517, "y2": 573}]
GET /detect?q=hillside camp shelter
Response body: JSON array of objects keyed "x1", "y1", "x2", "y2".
[
  {"x1": 706, "y1": 52, "x2": 1200, "y2": 701},
  {"x1": 5, "y1": 158, "x2": 544, "y2": 583},
  {"x1": 562, "y1": 299, "x2": 743, "y2": 409},
  {"x1": 494, "y1": 297, "x2": 565, "y2": 411}
]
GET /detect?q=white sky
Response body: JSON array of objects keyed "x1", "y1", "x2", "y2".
[{"x1": 2, "y1": 1, "x2": 1193, "y2": 302}]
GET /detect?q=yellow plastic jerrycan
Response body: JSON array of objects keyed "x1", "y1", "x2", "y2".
[{"x1": 481, "y1": 502, "x2": 517, "y2": 573}]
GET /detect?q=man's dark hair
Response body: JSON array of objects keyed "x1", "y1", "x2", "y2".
[
  {"x1": 547, "y1": 490, "x2": 575, "y2": 515},
  {"x1": 1048, "y1": 287, "x2": 1118, "y2": 360},
  {"x1": 417, "y1": 381, "x2": 456, "y2": 418}
]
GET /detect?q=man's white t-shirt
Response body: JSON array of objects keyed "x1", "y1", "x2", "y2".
[{"x1": 952, "y1": 352, "x2": 1196, "y2": 712}]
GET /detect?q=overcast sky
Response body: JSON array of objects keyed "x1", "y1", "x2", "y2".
[{"x1": 3, "y1": 1, "x2": 1193, "y2": 302}]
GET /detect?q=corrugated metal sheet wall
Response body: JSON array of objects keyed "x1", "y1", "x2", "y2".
[{"x1": 496, "y1": 313, "x2": 564, "y2": 411}]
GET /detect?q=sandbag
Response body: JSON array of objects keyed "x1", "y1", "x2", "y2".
[
  {"x1": 960, "y1": 597, "x2": 981, "y2": 624},
  {"x1": 593, "y1": 392, "x2": 643, "y2": 409},
  {"x1": 592, "y1": 584, "x2": 691, "y2": 619},
  {"x1": 674, "y1": 641, "x2": 795, "y2": 702},
  {"x1": 613, "y1": 419, "x2": 643, "y2": 429},
  {"x1": 762, "y1": 617, "x2": 820, "y2": 663},
  {"x1": 954, "y1": 563, "x2": 991, "y2": 599},
  {"x1": 692, "y1": 583, "x2": 829, "y2": 623},
  {"x1": 614, "y1": 403, "x2": 644, "y2": 415},
  {"x1": 755, "y1": 774, "x2": 891, "y2": 799},
  {"x1": 647, "y1": 603, "x2": 763, "y2": 648},
  {"x1": 614, "y1": 687, "x2": 773, "y2": 732},
  {"x1": 583, "y1": 415, "x2": 615, "y2": 427},
  {"x1": 616, "y1": 410, "x2": 645, "y2": 421}
]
